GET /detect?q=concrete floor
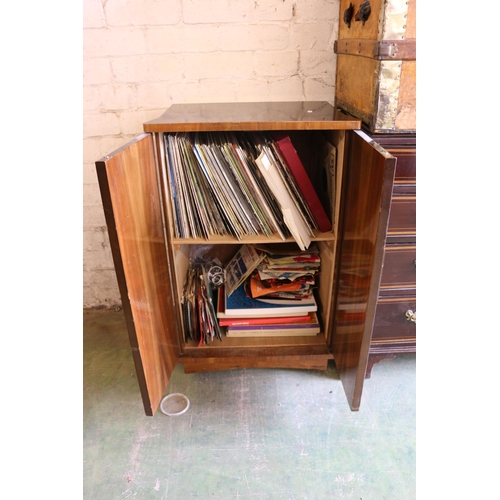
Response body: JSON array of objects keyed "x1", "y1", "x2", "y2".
[{"x1": 83, "y1": 309, "x2": 416, "y2": 499}]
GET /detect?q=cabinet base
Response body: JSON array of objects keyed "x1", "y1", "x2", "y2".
[
  {"x1": 182, "y1": 354, "x2": 333, "y2": 373},
  {"x1": 365, "y1": 343, "x2": 416, "y2": 378}
]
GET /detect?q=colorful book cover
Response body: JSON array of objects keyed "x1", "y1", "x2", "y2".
[
  {"x1": 216, "y1": 286, "x2": 310, "y2": 319},
  {"x1": 226, "y1": 312, "x2": 320, "y2": 337},
  {"x1": 224, "y1": 244, "x2": 266, "y2": 297},
  {"x1": 219, "y1": 313, "x2": 314, "y2": 327},
  {"x1": 249, "y1": 275, "x2": 306, "y2": 298},
  {"x1": 228, "y1": 312, "x2": 319, "y2": 330},
  {"x1": 222, "y1": 282, "x2": 317, "y2": 317}
]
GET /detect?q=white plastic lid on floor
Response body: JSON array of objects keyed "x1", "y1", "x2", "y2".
[{"x1": 160, "y1": 393, "x2": 190, "y2": 416}]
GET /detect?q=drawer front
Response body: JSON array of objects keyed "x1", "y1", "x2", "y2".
[
  {"x1": 388, "y1": 148, "x2": 415, "y2": 196},
  {"x1": 372, "y1": 297, "x2": 416, "y2": 341},
  {"x1": 387, "y1": 195, "x2": 416, "y2": 236},
  {"x1": 380, "y1": 245, "x2": 416, "y2": 290},
  {"x1": 392, "y1": 149, "x2": 416, "y2": 183}
]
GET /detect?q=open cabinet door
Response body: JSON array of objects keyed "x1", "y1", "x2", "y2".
[
  {"x1": 332, "y1": 130, "x2": 396, "y2": 410},
  {"x1": 96, "y1": 134, "x2": 179, "y2": 416}
]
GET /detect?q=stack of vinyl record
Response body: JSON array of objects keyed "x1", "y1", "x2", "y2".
[
  {"x1": 181, "y1": 263, "x2": 222, "y2": 346},
  {"x1": 163, "y1": 131, "x2": 334, "y2": 250}
]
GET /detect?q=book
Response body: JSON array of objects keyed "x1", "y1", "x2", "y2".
[
  {"x1": 221, "y1": 282, "x2": 317, "y2": 317},
  {"x1": 216, "y1": 286, "x2": 310, "y2": 319},
  {"x1": 248, "y1": 275, "x2": 311, "y2": 298},
  {"x1": 271, "y1": 132, "x2": 332, "y2": 232},
  {"x1": 226, "y1": 327, "x2": 319, "y2": 337},
  {"x1": 218, "y1": 313, "x2": 314, "y2": 327},
  {"x1": 224, "y1": 244, "x2": 266, "y2": 297},
  {"x1": 226, "y1": 312, "x2": 320, "y2": 337}
]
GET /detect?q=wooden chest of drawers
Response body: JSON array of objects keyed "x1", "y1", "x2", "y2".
[{"x1": 365, "y1": 132, "x2": 416, "y2": 376}]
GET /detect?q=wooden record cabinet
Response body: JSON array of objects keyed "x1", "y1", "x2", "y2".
[{"x1": 96, "y1": 101, "x2": 396, "y2": 416}]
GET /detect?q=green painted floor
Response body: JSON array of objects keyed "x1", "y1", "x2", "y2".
[{"x1": 83, "y1": 309, "x2": 416, "y2": 499}]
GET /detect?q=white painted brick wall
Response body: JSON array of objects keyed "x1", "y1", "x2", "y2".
[{"x1": 83, "y1": 0, "x2": 339, "y2": 308}]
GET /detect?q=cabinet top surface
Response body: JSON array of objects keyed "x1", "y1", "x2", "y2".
[{"x1": 143, "y1": 101, "x2": 361, "y2": 132}]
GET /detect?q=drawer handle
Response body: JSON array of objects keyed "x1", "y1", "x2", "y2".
[{"x1": 405, "y1": 310, "x2": 416, "y2": 324}]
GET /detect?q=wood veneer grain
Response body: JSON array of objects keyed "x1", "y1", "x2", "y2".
[
  {"x1": 332, "y1": 131, "x2": 396, "y2": 410},
  {"x1": 96, "y1": 135, "x2": 179, "y2": 416},
  {"x1": 182, "y1": 354, "x2": 332, "y2": 373},
  {"x1": 143, "y1": 101, "x2": 361, "y2": 132}
]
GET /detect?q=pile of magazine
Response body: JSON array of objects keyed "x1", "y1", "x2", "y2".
[
  {"x1": 181, "y1": 244, "x2": 323, "y2": 343},
  {"x1": 163, "y1": 131, "x2": 334, "y2": 250},
  {"x1": 250, "y1": 248, "x2": 321, "y2": 301},
  {"x1": 217, "y1": 244, "x2": 321, "y2": 338}
]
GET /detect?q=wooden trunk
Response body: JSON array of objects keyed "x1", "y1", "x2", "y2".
[{"x1": 334, "y1": 0, "x2": 416, "y2": 133}]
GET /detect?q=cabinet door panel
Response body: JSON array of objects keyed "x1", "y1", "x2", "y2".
[
  {"x1": 96, "y1": 134, "x2": 178, "y2": 416},
  {"x1": 332, "y1": 130, "x2": 396, "y2": 410}
]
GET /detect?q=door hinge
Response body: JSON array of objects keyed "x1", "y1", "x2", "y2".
[{"x1": 334, "y1": 39, "x2": 416, "y2": 61}]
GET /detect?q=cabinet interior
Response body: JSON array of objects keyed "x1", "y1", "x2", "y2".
[{"x1": 154, "y1": 128, "x2": 347, "y2": 355}]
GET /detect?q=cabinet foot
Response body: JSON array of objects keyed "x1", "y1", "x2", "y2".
[{"x1": 365, "y1": 354, "x2": 396, "y2": 379}]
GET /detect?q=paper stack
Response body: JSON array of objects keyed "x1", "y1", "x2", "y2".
[{"x1": 218, "y1": 244, "x2": 321, "y2": 337}]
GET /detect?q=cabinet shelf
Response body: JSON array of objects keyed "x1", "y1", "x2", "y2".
[
  {"x1": 183, "y1": 332, "x2": 329, "y2": 352},
  {"x1": 171, "y1": 230, "x2": 336, "y2": 246}
]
